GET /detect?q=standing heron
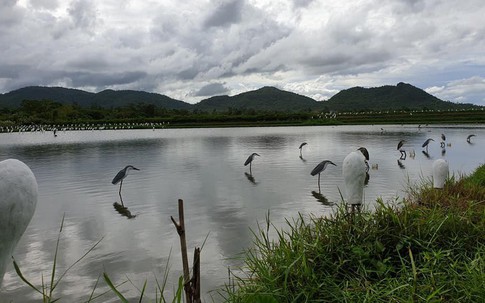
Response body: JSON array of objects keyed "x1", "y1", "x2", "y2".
[
  {"x1": 0, "y1": 159, "x2": 37, "y2": 286},
  {"x1": 244, "y1": 153, "x2": 260, "y2": 175},
  {"x1": 299, "y1": 142, "x2": 308, "y2": 157},
  {"x1": 440, "y1": 134, "x2": 446, "y2": 148},
  {"x1": 112, "y1": 165, "x2": 140, "y2": 207},
  {"x1": 467, "y1": 134, "x2": 476, "y2": 143},
  {"x1": 310, "y1": 160, "x2": 336, "y2": 193},
  {"x1": 432, "y1": 159, "x2": 449, "y2": 189},
  {"x1": 422, "y1": 138, "x2": 434, "y2": 152},
  {"x1": 397, "y1": 140, "x2": 406, "y2": 159},
  {"x1": 342, "y1": 147, "x2": 369, "y2": 213}
]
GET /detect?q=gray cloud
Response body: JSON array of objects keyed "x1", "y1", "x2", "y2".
[
  {"x1": 194, "y1": 83, "x2": 229, "y2": 96},
  {"x1": 0, "y1": 0, "x2": 484, "y2": 105},
  {"x1": 203, "y1": 0, "x2": 244, "y2": 28}
]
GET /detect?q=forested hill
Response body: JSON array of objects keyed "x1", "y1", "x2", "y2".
[
  {"x1": 195, "y1": 86, "x2": 321, "y2": 112},
  {"x1": 0, "y1": 83, "x2": 479, "y2": 112},
  {"x1": 324, "y1": 82, "x2": 476, "y2": 111},
  {"x1": 0, "y1": 86, "x2": 191, "y2": 109}
]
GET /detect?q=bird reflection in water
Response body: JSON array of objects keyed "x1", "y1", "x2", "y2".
[
  {"x1": 299, "y1": 155, "x2": 307, "y2": 162},
  {"x1": 441, "y1": 148, "x2": 446, "y2": 156},
  {"x1": 311, "y1": 191, "x2": 333, "y2": 206},
  {"x1": 244, "y1": 172, "x2": 257, "y2": 184},
  {"x1": 113, "y1": 202, "x2": 136, "y2": 219},
  {"x1": 422, "y1": 150, "x2": 431, "y2": 159},
  {"x1": 397, "y1": 159, "x2": 405, "y2": 169}
]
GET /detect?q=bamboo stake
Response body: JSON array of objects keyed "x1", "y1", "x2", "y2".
[{"x1": 170, "y1": 199, "x2": 192, "y2": 302}]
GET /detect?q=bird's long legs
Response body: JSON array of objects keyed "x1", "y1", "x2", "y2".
[
  {"x1": 318, "y1": 173, "x2": 321, "y2": 193},
  {"x1": 119, "y1": 180, "x2": 124, "y2": 207}
]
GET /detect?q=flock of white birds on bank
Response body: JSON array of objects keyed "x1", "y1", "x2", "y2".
[{"x1": 0, "y1": 125, "x2": 480, "y2": 287}]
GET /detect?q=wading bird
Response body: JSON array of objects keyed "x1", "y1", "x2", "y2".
[
  {"x1": 467, "y1": 134, "x2": 476, "y2": 143},
  {"x1": 397, "y1": 140, "x2": 406, "y2": 159},
  {"x1": 112, "y1": 165, "x2": 140, "y2": 207},
  {"x1": 432, "y1": 159, "x2": 449, "y2": 189},
  {"x1": 0, "y1": 159, "x2": 37, "y2": 286},
  {"x1": 244, "y1": 153, "x2": 260, "y2": 175},
  {"x1": 343, "y1": 147, "x2": 369, "y2": 213},
  {"x1": 422, "y1": 138, "x2": 434, "y2": 152},
  {"x1": 440, "y1": 134, "x2": 446, "y2": 148},
  {"x1": 299, "y1": 142, "x2": 308, "y2": 157},
  {"x1": 310, "y1": 160, "x2": 336, "y2": 193}
]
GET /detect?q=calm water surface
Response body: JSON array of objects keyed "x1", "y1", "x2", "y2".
[{"x1": 1, "y1": 125, "x2": 484, "y2": 302}]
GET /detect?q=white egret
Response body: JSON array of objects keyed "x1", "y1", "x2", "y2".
[
  {"x1": 244, "y1": 153, "x2": 260, "y2": 175},
  {"x1": 112, "y1": 165, "x2": 140, "y2": 207},
  {"x1": 432, "y1": 159, "x2": 449, "y2": 189},
  {"x1": 310, "y1": 160, "x2": 336, "y2": 193},
  {"x1": 0, "y1": 159, "x2": 38, "y2": 286},
  {"x1": 342, "y1": 147, "x2": 369, "y2": 213}
]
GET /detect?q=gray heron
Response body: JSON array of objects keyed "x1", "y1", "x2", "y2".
[
  {"x1": 342, "y1": 147, "x2": 369, "y2": 213},
  {"x1": 244, "y1": 153, "x2": 260, "y2": 175},
  {"x1": 440, "y1": 134, "x2": 446, "y2": 148},
  {"x1": 112, "y1": 165, "x2": 140, "y2": 207},
  {"x1": 310, "y1": 160, "x2": 336, "y2": 193},
  {"x1": 467, "y1": 134, "x2": 476, "y2": 143},
  {"x1": 299, "y1": 142, "x2": 308, "y2": 157},
  {"x1": 422, "y1": 138, "x2": 434, "y2": 152},
  {"x1": 0, "y1": 159, "x2": 37, "y2": 286},
  {"x1": 432, "y1": 159, "x2": 449, "y2": 189},
  {"x1": 397, "y1": 140, "x2": 406, "y2": 159}
]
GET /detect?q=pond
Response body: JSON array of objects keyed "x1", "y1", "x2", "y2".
[{"x1": 1, "y1": 125, "x2": 484, "y2": 302}]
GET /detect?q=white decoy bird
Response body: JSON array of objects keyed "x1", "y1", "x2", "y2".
[
  {"x1": 244, "y1": 153, "x2": 260, "y2": 175},
  {"x1": 432, "y1": 159, "x2": 449, "y2": 189},
  {"x1": 342, "y1": 147, "x2": 369, "y2": 213},
  {"x1": 0, "y1": 159, "x2": 38, "y2": 286}
]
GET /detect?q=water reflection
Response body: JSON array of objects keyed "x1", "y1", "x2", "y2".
[
  {"x1": 311, "y1": 191, "x2": 333, "y2": 206},
  {"x1": 244, "y1": 172, "x2": 257, "y2": 184},
  {"x1": 299, "y1": 155, "x2": 307, "y2": 162},
  {"x1": 422, "y1": 150, "x2": 432, "y2": 159},
  {"x1": 113, "y1": 202, "x2": 137, "y2": 219},
  {"x1": 397, "y1": 159, "x2": 406, "y2": 169}
]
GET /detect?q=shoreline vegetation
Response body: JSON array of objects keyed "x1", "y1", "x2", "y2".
[
  {"x1": 224, "y1": 165, "x2": 485, "y2": 302},
  {"x1": 1, "y1": 105, "x2": 484, "y2": 132},
  {"x1": 11, "y1": 163, "x2": 485, "y2": 302}
]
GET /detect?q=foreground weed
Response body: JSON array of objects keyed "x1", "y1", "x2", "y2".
[{"x1": 12, "y1": 214, "x2": 104, "y2": 303}]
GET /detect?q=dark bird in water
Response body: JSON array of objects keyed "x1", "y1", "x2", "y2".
[
  {"x1": 310, "y1": 160, "x2": 336, "y2": 193},
  {"x1": 112, "y1": 165, "x2": 140, "y2": 207},
  {"x1": 467, "y1": 134, "x2": 476, "y2": 143},
  {"x1": 397, "y1": 140, "x2": 406, "y2": 159},
  {"x1": 299, "y1": 142, "x2": 308, "y2": 157},
  {"x1": 440, "y1": 134, "x2": 446, "y2": 148},
  {"x1": 422, "y1": 138, "x2": 434, "y2": 152},
  {"x1": 244, "y1": 153, "x2": 260, "y2": 175}
]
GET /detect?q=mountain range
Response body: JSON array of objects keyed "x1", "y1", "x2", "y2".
[{"x1": 0, "y1": 82, "x2": 479, "y2": 112}]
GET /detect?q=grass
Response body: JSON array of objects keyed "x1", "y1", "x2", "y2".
[{"x1": 224, "y1": 165, "x2": 485, "y2": 302}]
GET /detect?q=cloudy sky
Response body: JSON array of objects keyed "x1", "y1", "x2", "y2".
[{"x1": 1, "y1": 0, "x2": 484, "y2": 105}]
